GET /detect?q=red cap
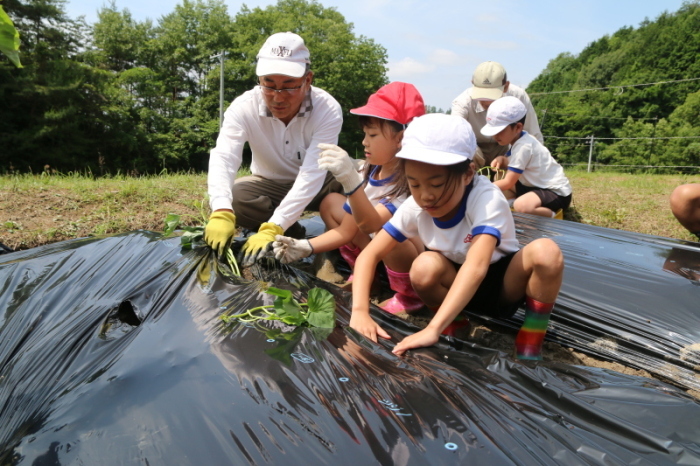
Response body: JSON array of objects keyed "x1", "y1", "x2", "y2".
[{"x1": 350, "y1": 82, "x2": 425, "y2": 126}]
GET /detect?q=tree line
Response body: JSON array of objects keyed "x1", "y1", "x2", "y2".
[
  {"x1": 528, "y1": 1, "x2": 700, "y2": 170},
  {"x1": 0, "y1": 0, "x2": 387, "y2": 174},
  {"x1": 4, "y1": 0, "x2": 700, "y2": 174}
]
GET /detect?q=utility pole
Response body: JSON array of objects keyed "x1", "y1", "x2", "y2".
[
  {"x1": 211, "y1": 51, "x2": 226, "y2": 129},
  {"x1": 539, "y1": 108, "x2": 547, "y2": 132},
  {"x1": 587, "y1": 135, "x2": 594, "y2": 173},
  {"x1": 648, "y1": 117, "x2": 658, "y2": 166}
]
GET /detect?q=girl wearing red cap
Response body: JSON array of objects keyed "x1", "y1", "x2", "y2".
[{"x1": 273, "y1": 82, "x2": 427, "y2": 314}]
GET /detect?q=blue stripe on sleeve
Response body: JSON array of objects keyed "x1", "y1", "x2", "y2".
[
  {"x1": 383, "y1": 223, "x2": 407, "y2": 243},
  {"x1": 343, "y1": 202, "x2": 352, "y2": 214},
  {"x1": 472, "y1": 225, "x2": 502, "y2": 246},
  {"x1": 380, "y1": 199, "x2": 397, "y2": 214},
  {"x1": 508, "y1": 167, "x2": 524, "y2": 174}
]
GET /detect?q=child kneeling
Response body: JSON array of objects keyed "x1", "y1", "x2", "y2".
[
  {"x1": 273, "y1": 82, "x2": 426, "y2": 314},
  {"x1": 350, "y1": 113, "x2": 564, "y2": 360},
  {"x1": 483, "y1": 96, "x2": 572, "y2": 218}
]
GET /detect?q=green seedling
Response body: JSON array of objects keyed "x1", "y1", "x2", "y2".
[
  {"x1": 163, "y1": 212, "x2": 240, "y2": 276},
  {"x1": 220, "y1": 286, "x2": 336, "y2": 329}
]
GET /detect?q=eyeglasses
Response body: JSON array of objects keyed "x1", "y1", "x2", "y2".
[{"x1": 258, "y1": 82, "x2": 305, "y2": 96}]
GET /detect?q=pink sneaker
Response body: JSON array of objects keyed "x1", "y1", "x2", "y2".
[
  {"x1": 380, "y1": 293, "x2": 425, "y2": 315},
  {"x1": 380, "y1": 266, "x2": 425, "y2": 314}
]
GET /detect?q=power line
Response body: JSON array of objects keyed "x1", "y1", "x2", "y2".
[
  {"x1": 561, "y1": 163, "x2": 700, "y2": 170},
  {"x1": 530, "y1": 77, "x2": 700, "y2": 96},
  {"x1": 544, "y1": 135, "x2": 700, "y2": 141},
  {"x1": 538, "y1": 112, "x2": 659, "y2": 121}
]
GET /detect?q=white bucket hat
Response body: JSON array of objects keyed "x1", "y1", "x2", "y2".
[
  {"x1": 397, "y1": 114, "x2": 476, "y2": 166},
  {"x1": 480, "y1": 96, "x2": 527, "y2": 137}
]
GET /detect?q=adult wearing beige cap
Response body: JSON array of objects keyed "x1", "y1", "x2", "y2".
[
  {"x1": 205, "y1": 32, "x2": 343, "y2": 265},
  {"x1": 451, "y1": 61, "x2": 543, "y2": 167}
]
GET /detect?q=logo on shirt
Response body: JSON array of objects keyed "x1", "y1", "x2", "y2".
[
  {"x1": 271, "y1": 46, "x2": 293, "y2": 57},
  {"x1": 464, "y1": 234, "x2": 473, "y2": 243}
]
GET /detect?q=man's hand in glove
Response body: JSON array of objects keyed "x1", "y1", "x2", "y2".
[
  {"x1": 318, "y1": 143, "x2": 364, "y2": 194},
  {"x1": 204, "y1": 211, "x2": 236, "y2": 255},
  {"x1": 240, "y1": 222, "x2": 284, "y2": 266},
  {"x1": 272, "y1": 235, "x2": 314, "y2": 264}
]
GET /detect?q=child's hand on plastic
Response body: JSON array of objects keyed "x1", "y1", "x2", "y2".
[
  {"x1": 317, "y1": 143, "x2": 363, "y2": 193},
  {"x1": 392, "y1": 327, "x2": 441, "y2": 356},
  {"x1": 349, "y1": 312, "x2": 391, "y2": 343},
  {"x1": 272, "y1": 235, "x2": 313, "y2": 264}
]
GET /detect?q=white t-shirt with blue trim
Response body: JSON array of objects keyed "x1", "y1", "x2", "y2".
[
  {"x1": 508, "y1": 132, "x2": 572, "y2": 197},
  {"x1": 384, "y1": 174, "x2": 519, "y2": 265},
  {"x1": 343, "y1": 166, "x2": 406, "y2": 216}
]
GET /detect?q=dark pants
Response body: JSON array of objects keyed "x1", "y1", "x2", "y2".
[
  {"x1": 516, "y1": 182, "x2": 572, "y2": 212},
  {"x1": 231, "y1": 172, "x2": 342, "y2": 234}
]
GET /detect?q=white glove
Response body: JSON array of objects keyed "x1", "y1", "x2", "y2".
[
  {"x1": 318, "y1": 143, "x2": 364, "y2": 194},
  {"x1": 272, "y1": 235, "x2": 314, "y2": 264}
]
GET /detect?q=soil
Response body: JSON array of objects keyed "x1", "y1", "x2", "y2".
[{"x1": 305, "y1": 253, "x2": 691, "y2": 395}]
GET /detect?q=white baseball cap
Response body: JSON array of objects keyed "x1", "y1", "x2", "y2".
[
  {"x1": 256, "y1": 32, "x2": 310, "y2": 78},
  {"x1": 471, "y1": 61, "x2": 507, "y2": 101},
  {"x1": 480, "y1": 96, "x2": 527, "y2": 137},
  {"x1": 397, "y1": 114, "x2": 476, "y2": 166}
]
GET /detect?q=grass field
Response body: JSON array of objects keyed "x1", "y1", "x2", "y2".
[{"x1": 1, "y1": 169, "x2": 698, "y2": 250}]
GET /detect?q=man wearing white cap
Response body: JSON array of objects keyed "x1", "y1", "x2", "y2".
[
  {"x1": 451, "y1": 61, "x2": 543, "y2": 167},
  {"x1": 205, "y1": 32, "x2": 343, "y2": 265}
]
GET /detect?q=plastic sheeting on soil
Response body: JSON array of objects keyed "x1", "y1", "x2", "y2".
[
  {"x1": 498, "y1": 214, "x2": 700, "y2": 395},
  {"x1": 1, "y1": 219, "x2": 700, "y2": 465}
]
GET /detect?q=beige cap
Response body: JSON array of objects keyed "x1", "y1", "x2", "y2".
[{"x1": 471, "y1": 61, "x2": 507, "y2": 101}]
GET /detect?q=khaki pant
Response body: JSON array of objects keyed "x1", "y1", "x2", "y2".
[{"x1": 231, "y1": 172, "x2": 342, "y2": 233}]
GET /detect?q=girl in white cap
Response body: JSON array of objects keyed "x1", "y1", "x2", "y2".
[
  {"x1": 349, "y1": 113, "x2": 564, "y2": 360},
  {"x1": 273, "y1": 82, "x2": 427, "y2": 314}
]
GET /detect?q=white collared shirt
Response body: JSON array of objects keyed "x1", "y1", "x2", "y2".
[
  {"x1": 208, "y1": 85, "x2": 342, "y2": 230},
  {"x1": 450, "y1": 83, "x2": 543, "y2": 146}
]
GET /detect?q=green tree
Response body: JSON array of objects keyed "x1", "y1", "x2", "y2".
[
  {"x1": 0, "y1": 0, "x2": 104, "y2": 173},
  {"x1": 0, "y1": 4, "x2": 22, "y2": 67},
  {"x1": 528, "y1": 1, "x2": 700, "y2": 167}
]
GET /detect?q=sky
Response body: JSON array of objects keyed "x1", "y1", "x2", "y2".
[{"x1": 64, "y1": 0, "x2": 689, "y2": 109}]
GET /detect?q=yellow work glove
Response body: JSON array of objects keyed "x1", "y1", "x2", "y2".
[
  {"x1": 204, "y1": 211, "x2": 236, "y2": 255},
  {"x1": 240, "y1": 222, "x2": 284, "y2": 267}
]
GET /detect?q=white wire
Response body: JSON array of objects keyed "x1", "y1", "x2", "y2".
[
  {"x1": 545, "y1": 135, "x2": 700, "y2": 141},
  {"x1": 530, "y1": 77, "x2": 700, "y2": 96}
]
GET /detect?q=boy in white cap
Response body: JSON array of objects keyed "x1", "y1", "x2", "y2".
[
  {"x1": 481, "y1": 96, "x2": 572, "y2": 218},
  {"x1": 451, "y1": 61, "x2": 543, "y2": 168},
  {"x1": 205, "y1": 32, "x2": 343, "y2": 265}
]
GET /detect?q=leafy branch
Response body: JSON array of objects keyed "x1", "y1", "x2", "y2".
[
  {"x1": 221, "y1": 287, "x2": 336, "y2": 329},
  {"x1": 163, "y1": 208, "x2": 240, "y2": 276}
]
